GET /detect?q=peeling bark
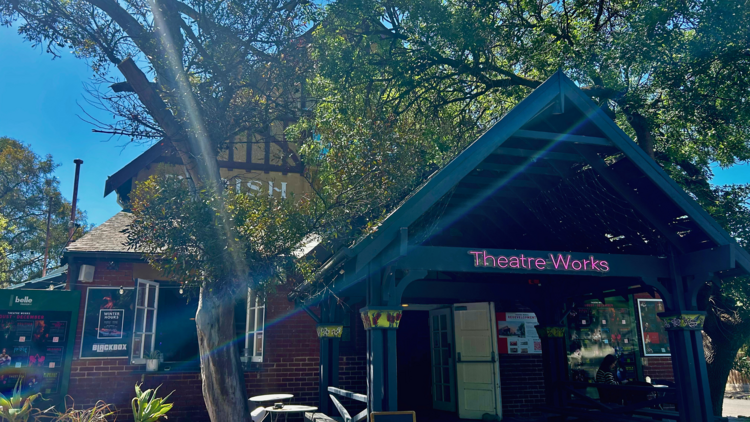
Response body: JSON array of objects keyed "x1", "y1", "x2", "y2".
[{"x1": 196, "y1": 285, "x2": 250, "y2": 422}]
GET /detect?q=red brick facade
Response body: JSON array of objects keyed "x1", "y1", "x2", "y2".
[
  {"x1": 62, "y1": 260, "x2": 673, "y2": 420},
  {"x1": 65, "y1": 260, "x2": 366, "y2": 421},
  {"x1": 499, "y1": 354, "x2": 545, "y2": 417}
]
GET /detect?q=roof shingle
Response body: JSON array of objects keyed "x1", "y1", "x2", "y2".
[{"x1": 65, "y1": 211, "x2": 137, "y2": 254}]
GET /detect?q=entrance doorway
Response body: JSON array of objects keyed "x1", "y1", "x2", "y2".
[
  {"x1": 453, "y1": 302, "x2": 502, "y2": 420},
  {"x1": 430, "y1": 307, "x2": 456, "y2": 412},
  {"x1": 397, "y1": 303, "x2": 502, "y2": 420}
]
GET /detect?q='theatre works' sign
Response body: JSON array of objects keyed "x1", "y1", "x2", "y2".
[{"x1": 468, "y1": 250, "x2": 610, "y2": 273}]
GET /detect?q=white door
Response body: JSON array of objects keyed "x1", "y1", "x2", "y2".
[
  {"x1": 453, "y1": 302, "x2": 502, "y2": 420},
  {"x1": 429, "y1": 307, "x2": 456, "y2": 411}
]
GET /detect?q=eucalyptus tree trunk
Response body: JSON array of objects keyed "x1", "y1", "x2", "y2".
[
  {"x1": 196, "y1": 284, "x2": 249, "y2": 421},
  {"x1": 117, "y1": 58, "x2": 252, "y2": 422},
  {"x1": 703, "y1": 306, "x2": 749, "y2": 417}
]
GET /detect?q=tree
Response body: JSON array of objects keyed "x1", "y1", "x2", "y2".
[
  {"x1": 2, "y1": 0, "x2": 318, "y2": 419},
  {"x1": 304, "y1": 0, "x2": 750, "y2": 414},
  {"x1": 0, "y1": 137, "x2": 89, "y2": 284}
]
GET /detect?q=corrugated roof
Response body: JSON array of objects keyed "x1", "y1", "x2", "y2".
[
  {"x1": 8, "y1": 265, "x2": 68, "y2": 290},
  {"x1": 65, "y1": 211, "x2": 136, "y2": 254}
]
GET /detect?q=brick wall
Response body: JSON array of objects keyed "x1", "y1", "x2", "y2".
[
  {"x1": 642, "y1": 357, "x2": 673, "y2": 382},
  {"x1": 498, "y1": 354, "x2": 545, "y2": 417},
  {"x1": 64, "y1": 259, "x2": 365, "y2": 422}
]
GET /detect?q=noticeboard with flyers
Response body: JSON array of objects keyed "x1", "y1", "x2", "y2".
[
  {"x1": 496, "y1": 312, "x2": 542, "y2": 354},
  {"x1": 566, "y1": 297, "x2": 641, "y2": 384},
  {"x1": 0, "y1": 290, "x2": 80, "y2": 407}
]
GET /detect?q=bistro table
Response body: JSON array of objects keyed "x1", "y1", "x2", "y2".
[
  {"x1": 263, "y1": 405, "x2": 318, "y2": 422},
  {"x1": 250, "y1": 393, "x2": 294, "y2": 403},
  {"x1": 250, "y1": 394, "x2": 294, "y2": 422}
]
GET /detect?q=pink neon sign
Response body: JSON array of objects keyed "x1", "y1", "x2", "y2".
[{"x1": 468, "y1": 250, "x2": 610, "y2": 273}]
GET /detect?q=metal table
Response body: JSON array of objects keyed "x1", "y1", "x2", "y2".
[
  {"x1": 264, "y1": 405, "x2": 318, "y2": 422},
  {"x1": 250, "y1": 393, "x2": 294, "y2": 403}
]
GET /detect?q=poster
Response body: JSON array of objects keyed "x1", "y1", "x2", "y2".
[
  {"x1": 0, "y1": 309, "x2": 73, "y2": 399},
  {"x1": 566, "y1": 298, "x2": 640, "y2": 383},
  {"x1": 637, "y1": 299, "x2": 670, "y2": 356},
  {"x1": 97, "y1": 309, "x2": 125, "y2": 339},
  {"x1": 80, "y1": 287, "x2": 135, "y2": 359},
  {"x1": 496, "y1": 312, "x2": 542, "y2": 354},
  {"x1": 48, "y1": 322, "x2": 67, "y2": 343}
]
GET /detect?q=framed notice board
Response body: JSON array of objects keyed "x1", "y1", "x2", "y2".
[
  {"x1": 370, "y1": 411, "x2": 416, "y2": 422},
  {"x1": 0, "y1": 290, "x2": 80, "y2": 407},
  {"x1": 80, "y1": 287, "x2": 135, "y2": 359},
  {"x1": 566, "y1": 297, "x2": 642, "y2": 383},
  {"x1": 637, "y1": 299, "x2": 670, "y2": 356}
]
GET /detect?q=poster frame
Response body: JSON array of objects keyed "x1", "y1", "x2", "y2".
[
  {"x1": 79, "y1": 287, "x2": 134, "y2": 360},
  {"x1": 636, "y1": 298, "x2": 671, "y2": 357}
]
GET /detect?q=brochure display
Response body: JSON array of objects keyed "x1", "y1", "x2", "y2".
[
  {"x1": 566, "y1": 297, "x2": 641, "y2": 383},
  {"x1": 637, "y1": 299, "x2": 670, "y2": 356},
  {"x1": 80, "y1": 287, "x2": 135, "y2": 359},
  {"x1": 0, "y1": 290, "x2": 80, "y2": 406},
  {"x1": 495, "y1": 312, "x2": 542, "y2": 354}
]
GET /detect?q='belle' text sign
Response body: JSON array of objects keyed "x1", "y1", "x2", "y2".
[{"x1": 468, "y1": 250, "x2": 610, "y2": 273}]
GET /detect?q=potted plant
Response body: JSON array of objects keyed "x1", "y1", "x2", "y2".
[{"x1": 145, "y1": 350, "x2": 162, "y2": 372}]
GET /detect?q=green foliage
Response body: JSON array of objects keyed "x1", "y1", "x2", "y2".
[
  {"x1": 0, "y1": 137, "x2": 91, "y2": 284},
  {"x1": 0, "y1": 377, "x2": 41, "y2": 422},
  {"x1": 131, "y1": 384, "x2": 173, "y2": 422},
  {"x1": 127, "y1": 172, "x2": 315, "y2": 294},
  {"x1": 308, "y1": 0, "x2": 750, "y2": 209},
  {"x1": 143, "y1": 350, "x2": 162, "y2": 360},
  {"x1": 735, "y1": 345, "x2": 750, "y2": 378},
  {"x1": 40, "y1": 400, "x2": 114, "y2": 422}
]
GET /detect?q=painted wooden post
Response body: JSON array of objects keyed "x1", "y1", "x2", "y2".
[
  {"x1": 661, "y1": 313, "x2": 712, "y2": 422},
  {"x1": 317, "y1": 323, "x2": 344, "y2": 415},
  {"x1": 361, "y1": 307, "x2": 403, "y2": 413},
  {"x1": 535, "y1": 325, "x2": 568, "y2": 407},
  {"x1": 657, "y1": 270, "x2": 714, "y2": 422}
]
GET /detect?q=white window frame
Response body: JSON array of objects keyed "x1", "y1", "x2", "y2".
[
  {"x1": 244, "y1": 288, "x2": 265, "y2": 363},
  {"x1": 131, "y1": 279, "x2": 159, "y2": 364}
]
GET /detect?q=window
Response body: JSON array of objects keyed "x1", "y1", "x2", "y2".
[
  {"x1": 132, "y1": 279, "x2": 158, "y2": 363},
  {"x1": 244, "y1": 289, "x2": 265, "y2": 362},
  {"x1": 154, "y1": 286, "x2": 199, "y2": 362},
  {"x1": 131, "y1": 279, "x2": 199, "y2": 365}
]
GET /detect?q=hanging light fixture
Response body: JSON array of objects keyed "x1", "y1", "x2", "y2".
[
  {"x1": 119, "y1": 286, "x2": 124, "y2": 295},
  {"x1": 179, "y1": 285, "x2": 184, "y2": 295}
]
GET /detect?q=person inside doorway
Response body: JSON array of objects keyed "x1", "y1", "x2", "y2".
[
  {"x1": 596, "y1": 354, "x2": 619, "y2": 385},
  {"x1": 596, "y1": 354, "x2": 622, "y2": 404}
]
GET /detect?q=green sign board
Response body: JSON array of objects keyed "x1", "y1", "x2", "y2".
[{"x1": 0, "y1": 290, "x2": 80, "y2": 407}]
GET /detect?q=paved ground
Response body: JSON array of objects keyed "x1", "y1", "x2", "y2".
[{"x1": 725, "y1": 391, "x2": 750, "y2": 420}]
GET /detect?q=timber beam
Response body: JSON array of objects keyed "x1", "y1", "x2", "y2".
[{"x1": 511, "y1": 129, "x2": 613, "y2": 147}]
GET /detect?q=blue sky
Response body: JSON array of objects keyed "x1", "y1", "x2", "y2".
[
  {"x1": 1, "y1": 26, "x2": 747, "y2": 227},
  {"x1": 0, "y1": 27, "x2": 150, "y2": 226}
]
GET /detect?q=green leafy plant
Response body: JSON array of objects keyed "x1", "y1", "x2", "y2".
[
  {"x1": 131, "y1": 384, "x2": 173, "y2": 422},
  {"x1": 144, "y1": 350, "x2": 162, "y2": 360},
  {"x1": 0, "y1": 377, "x2": 41, "y2": 422}
]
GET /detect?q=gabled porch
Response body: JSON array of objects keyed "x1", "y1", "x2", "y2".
[{"x1": 301, "y1": 71, "x2": 750, "y2": 422}]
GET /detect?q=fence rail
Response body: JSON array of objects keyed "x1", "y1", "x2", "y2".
[{"x1": 328, "y1": 387, "x2": 367, "y2": 422}]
